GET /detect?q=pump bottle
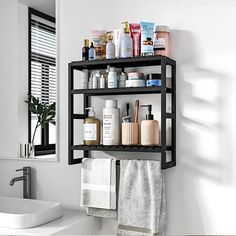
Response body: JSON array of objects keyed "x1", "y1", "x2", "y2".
[
  {"x1": 140, "y1": 105, "x2": 159, "y2": 146},
  {"x1": 83, "y1": 107, "x2": 100, "y2": 145},
  {"x1": 120, "y1": 21, "x2": 133, "y2": 58},
  {"x1": 106, "y1": 32, "x2": 115, "y2": 59}
]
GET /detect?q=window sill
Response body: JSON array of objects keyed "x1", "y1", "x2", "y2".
[{"x1": 0, "y1": 155, "x2": 58, "y2": 162}]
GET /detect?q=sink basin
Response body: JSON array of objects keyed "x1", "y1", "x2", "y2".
[{"x1": 0, "y1": 196, "x2": 62, "y2": 229}]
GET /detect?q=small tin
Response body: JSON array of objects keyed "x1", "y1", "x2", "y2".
[{"x1": 146, "y1": 73, "x2": 161, "y2": 87}]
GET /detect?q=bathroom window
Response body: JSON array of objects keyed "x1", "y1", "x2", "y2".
[{"x1": 28, "y1": 8, "x2": 56, "y2": 156}]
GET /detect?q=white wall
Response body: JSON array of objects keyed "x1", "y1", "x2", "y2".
[
  {"x1": 0, "y1": 0, "x2": 18, "y2": 158},
  {"x1": 0, "y1": 0, "x2": 236, "y2": 235}
]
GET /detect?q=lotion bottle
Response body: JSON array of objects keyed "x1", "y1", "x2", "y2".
[
  {"x1": 120, "y1": 21, "x2": 133, "y2": 58},
  {"x1": 83, "y1": 107, "x2": 100, "y2": 145},
  {"x1": 106, "y1": 32, "x2": 115, "y2": 59},
  {"x1": 103, "y1": 100, "x2": 120, "y2": 145},
  {"x1": 140, "y1": 105, "x2": 159, "y2": 146}
]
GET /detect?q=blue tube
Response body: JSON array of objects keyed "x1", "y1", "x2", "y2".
[{"x1": 140, "y1": 22, "x2": 155, "y2": 56}]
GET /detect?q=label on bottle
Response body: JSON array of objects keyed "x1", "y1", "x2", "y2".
[
  {"x1": 107, "y1": 74, "x2": 118, "y2": 88},
  {"x1": 103, "y1": 114, "x2": 113, "y2": 139},
  {"x1": 84, "y1": 124, "x2": 96, "y2": 141},
  {"x1": 154, "y1": 38, "x2": 165, "y2": 50}
]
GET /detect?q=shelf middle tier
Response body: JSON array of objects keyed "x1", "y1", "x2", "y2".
[
  {"x1": 72, "y1": 145, "x2": 173, "y2": 152},
  {"x1": 71, "y1": 87, "x2": 173, "y2": 96}
]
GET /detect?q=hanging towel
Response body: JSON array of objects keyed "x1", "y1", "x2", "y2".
[
  {"x1": 118, "y1": 160, "x2": 167, "y2": 236},
  {"x1": 81, "y1": 158, "x2": 117, "y2": 218}
]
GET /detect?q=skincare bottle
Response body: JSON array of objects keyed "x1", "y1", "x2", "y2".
[
  {"x1": 102, "y1": 33, "x2": 107, "y2": 59},
  {"x1": 88, "y1": 73, "x2": 93, "y2": 89},
  {"x1": 89, "y1": 42, "x2": 96, "y2": 61},
  {"x1": 106, "y1": 32, "x2": 115, "y2": 59},
  {"x1": 99, "y1": 75, "x2": 105, "y2": 88},
  {"x1": 140, "y1": 105, "x2": 159, "y2": 146},
  {"x1": 107, "y1": 67, "x2": 118, "y2": 88},
  {"x1": 103, "y1": 100, "x2": 120, "y2": 145},
  {"x1": 118, "y1": 72, "x2": 127, "y2": 88},
  {"x1": 82, "y1": 39, "x2": 90, "y2": 61},
  {"x1": 92, "y1": 71, "x2": 101, "y2": 89},
  {"x1": 120, "y1": 21, "x2": 133, "y2": 58},
  {"x1": 83, "y1": 107, "x2": 100, "y2": 145},
  {"x1": 82, "y1": 69, "x2": 88, "y2": 89}
]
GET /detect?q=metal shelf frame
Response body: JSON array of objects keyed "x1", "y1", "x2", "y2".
[{"x1": 68, "y1": 55, "x2": 176, "y2": 169}]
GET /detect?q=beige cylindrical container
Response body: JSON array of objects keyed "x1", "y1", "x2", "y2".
[
  {"x1": 141, "y1": 120, "x2": 159, "y2": 146},
  {"x1": 122, "y1": 123, "x2": 139, "y2": 145},
  {"x1": 140, "y1": 104, "x2": 159, "y2": 146}
]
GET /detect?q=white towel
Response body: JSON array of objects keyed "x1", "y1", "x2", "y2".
[
  {"x1": 81, "y1": 158, "x2": 117, "y2": 211},
  {"x1": 118, "y1": 160, "x2": 167, "y2": 236}
]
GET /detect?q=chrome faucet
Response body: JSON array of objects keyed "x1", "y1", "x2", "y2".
[{"x1": 10, "y1": 167, "x2": 32, "y2": 199}]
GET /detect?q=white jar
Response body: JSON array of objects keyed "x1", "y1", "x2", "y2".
[
  {"x1": 103, "y1": 100, "x2": 120, "y2": 145},
  {"x1": 107, "y1": 67, "x2": 118, "y2": 88}
]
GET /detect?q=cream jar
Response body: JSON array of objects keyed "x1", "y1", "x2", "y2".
[{"x1": 154, "y1": 26, "x2": 170, "y2": 57}]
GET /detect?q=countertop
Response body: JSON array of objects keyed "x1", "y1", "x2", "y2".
[{"x1": 0, "y1": 209, "x2": 101, "y2": 235}]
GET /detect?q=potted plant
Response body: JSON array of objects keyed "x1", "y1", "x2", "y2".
[{"x1": 25, "y1": 94, "x2": 56, "y2": 157}]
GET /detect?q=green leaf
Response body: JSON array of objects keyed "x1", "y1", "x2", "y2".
[{"x1": 49, "y1": 120, "x2": 56, "y2": 125}]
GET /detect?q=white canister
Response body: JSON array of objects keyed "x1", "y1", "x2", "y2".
[{"x1": 103, "y1": 100, "x2": 120, "y2": 145}]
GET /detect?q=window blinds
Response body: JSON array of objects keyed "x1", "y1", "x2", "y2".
[{"x1": 30, "y1": 17, "x2": 56, "y2": 104}]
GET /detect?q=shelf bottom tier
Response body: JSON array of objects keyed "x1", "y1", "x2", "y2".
[{"x1": 72, "y1": 145, "x2": 173, "y2": 152}]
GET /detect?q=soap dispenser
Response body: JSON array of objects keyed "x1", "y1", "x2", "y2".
[
  {"x1": 106, "y1": 32, "x2": 115, "y2": 59},
  {"x1": 140, "y1": 105, "x2": 159, "y2": 146},
  {"x1": 120, "y1": 21, "x2": 133, "y2": 58},
  {"x1": 83, "y1": 107, "x2": 100, "y2": 145}
]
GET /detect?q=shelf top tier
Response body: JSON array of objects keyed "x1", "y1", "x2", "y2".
[{"x1": 69, "y1": 55, "x2": 176, "y2": 70}]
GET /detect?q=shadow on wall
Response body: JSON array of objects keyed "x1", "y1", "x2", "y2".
[{"x1": 166, "y1": 30, "x2": 233, "y2": 234}]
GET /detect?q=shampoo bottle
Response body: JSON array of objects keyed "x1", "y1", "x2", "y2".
[
  {"x1": 106, "y1": 32, "x2": 115, "y2": 59},
  {"x1": 83, "y1": 107, "x2": 100, "y2": 145},
  {"x1": 120, "y1": 21, "x2": 133, "y2": 58},
  {"x1": 103, "y1": 100, "x2": 120, "y2": 145},
  {"x1": 140, "y1": 105, "x2": 159, "y2": 146}
]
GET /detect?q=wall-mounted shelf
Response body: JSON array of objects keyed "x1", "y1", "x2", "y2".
[{"x1": 68, "y1": 55, "x2": 176, "y2": 169}]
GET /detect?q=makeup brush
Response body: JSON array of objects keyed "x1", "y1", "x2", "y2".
[{"x1": 134, "y1": 100, "x2": 140, "y2": 123}]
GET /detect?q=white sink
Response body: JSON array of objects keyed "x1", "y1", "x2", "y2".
[{"x1": 0, "y1": 196, "x2": 62, "y2": 229}]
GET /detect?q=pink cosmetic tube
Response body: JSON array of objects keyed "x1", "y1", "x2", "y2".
[{"x1": 130, "y1": 23, "x2": 141, "y2": 57}]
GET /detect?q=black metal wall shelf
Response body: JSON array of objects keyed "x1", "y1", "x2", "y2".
[
  {"x1": 72, "y1": 87, "x2": 173, "y2": 96},
  {"x1": 68, "y1": 55, "x2": 176, "y2": 169}
]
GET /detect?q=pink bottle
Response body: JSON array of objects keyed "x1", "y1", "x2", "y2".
[{"x1": 154, "y1": 26, "x2": 170, "y2": 57}]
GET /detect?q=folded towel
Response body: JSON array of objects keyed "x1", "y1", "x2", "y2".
[
  {"x1": 81, "y1": 158, "x2": 117, "y2": 217},
  {"x1": 118, "y1": 160, "x2": 167, "y2": 236},
  {"x1": 87, "y1": 207, "x2": 117, "y2": 218}
]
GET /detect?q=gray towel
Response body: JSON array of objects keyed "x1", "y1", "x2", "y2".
[
  {"x1": 118, "y1": 160, "x2": 167, "y2": 236},
  {"x1": 81, "y1": 158, "x2": 117, "y2": 218}
]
